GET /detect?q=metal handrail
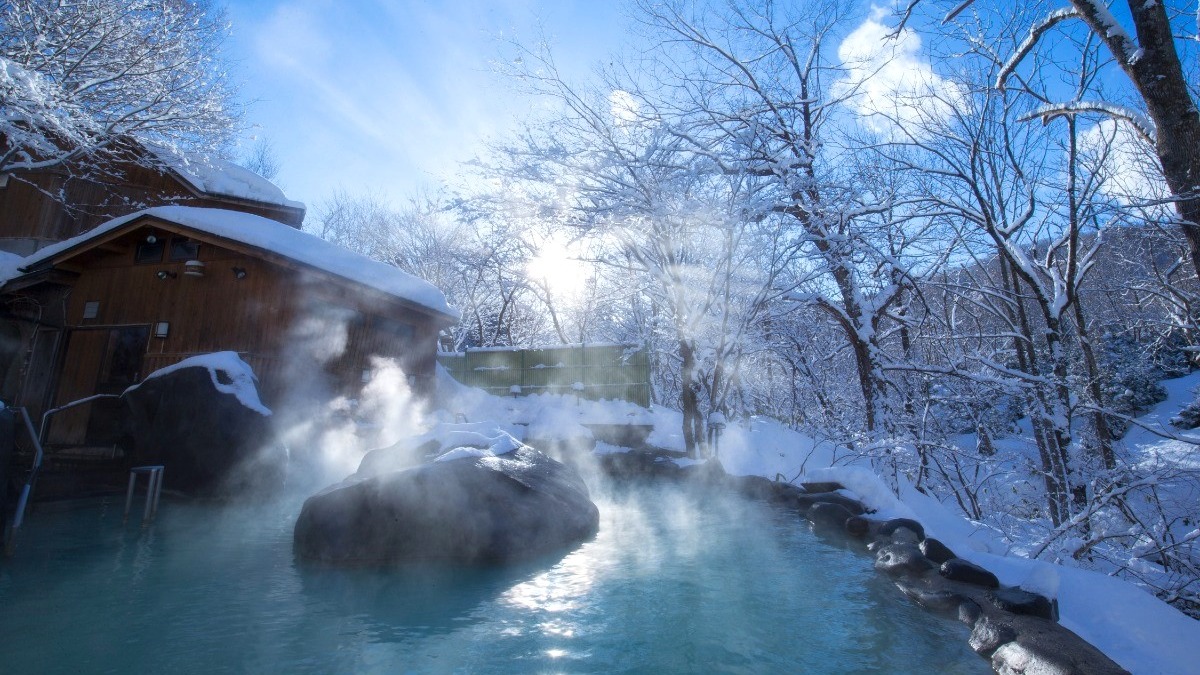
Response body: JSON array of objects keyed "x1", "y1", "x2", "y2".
[{"x1": 5, "y1": 394, "x2": 121, "y2": 556}]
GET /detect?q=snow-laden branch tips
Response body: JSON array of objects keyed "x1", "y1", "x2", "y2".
[
  {"x1": 1021, "y1": 101, "x2": 1156, "y2": 144},
  {"x1": 996, "y1": 8, "x2": 1081, "y2": 90}
]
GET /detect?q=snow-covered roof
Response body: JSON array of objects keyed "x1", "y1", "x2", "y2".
[
  {"x1": 0, "y1": 250, "x2": 24, "y2": 283},
  {"x1": 148, "y1": 146, "x2": 306, "y2": 212},
  {"x1": 17, "y1": 206, "x2": 458, "y2": 320}
]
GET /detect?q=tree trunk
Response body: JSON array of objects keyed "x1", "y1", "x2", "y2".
[
  {"x1": 1073, "y1": 278, "x2": 1117, "y2": 470},
  {"x1": 680, "y1": 339, "x2": 704, "y2": 458},
  {"x1": 1073, "y1": 0, "x2": 1200, "y2": 279},
  {"x1": 1002, "y1": 258, "x2": 1072, "y2": 525},
  {"x1": 851, "y1": 337, "x2": 878, "y2": 433}
]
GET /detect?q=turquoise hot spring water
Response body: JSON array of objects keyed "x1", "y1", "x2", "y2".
[{"x1": 0, "y1": 483, "x2": 985, "y2": 673}]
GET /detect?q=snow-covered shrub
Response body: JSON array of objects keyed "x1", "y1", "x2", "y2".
[
  {"x1": 1100, "y1": 329, "x2": 1186, "y2": 435},
  {"x1": 1169, "y1": 395, "x2": 1200, "y2": 430}
]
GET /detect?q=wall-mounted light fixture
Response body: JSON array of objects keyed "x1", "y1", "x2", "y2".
[
  {"x1": 153, "y1": 322, "x2": 170, "y2": 338},
  {"x1": 156, "y1": 270, "x2": 176, "y2": 280},
  {"x1": 232, "y1": 266, "x2": 247, "y2": 280},
  {"x1": 146, "y1": 233, "x2": 158, "y2": 244},
  {"x1": 183, "y1": 260, "x2": 205, "y2": 277}
]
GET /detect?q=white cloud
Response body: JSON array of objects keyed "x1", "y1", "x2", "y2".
[
  {"x1": 834, "y1": 13, "x2": 962, "y2": 137},
  {"x1": 1081, "y1": 119, "x2": 1170, "y2": 218}
]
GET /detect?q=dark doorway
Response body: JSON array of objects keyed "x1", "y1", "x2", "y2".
[{"x1": 50, "y1": 325, "x2": 150, "y2": 447}]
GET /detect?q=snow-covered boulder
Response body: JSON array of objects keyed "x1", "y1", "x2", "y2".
[
  {"x1": 293, "y1": 442, "x2": 599, "y2": 566},
  {"x1": 355, "y1": 422, "x2": 526, "y2": 478},
  {"x1": 120, "y1": 352, "x2": 283, "y2": 497}
]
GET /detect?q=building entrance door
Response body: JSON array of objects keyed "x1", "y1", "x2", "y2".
[{"x1": 48, "y1": 325, "x2": 150, "y2": 447}]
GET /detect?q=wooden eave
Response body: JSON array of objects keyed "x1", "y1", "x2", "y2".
[{"x1": 0, "y1": 266, "x2": 79, "y2": 294}]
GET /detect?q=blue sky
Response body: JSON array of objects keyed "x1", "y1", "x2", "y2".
[
  {"x1": 221, "y1": 1, "x2": 1147, "y2": 221},
  {"x1": 225, "y1": 0, "x2": 629, "y2": 214}
]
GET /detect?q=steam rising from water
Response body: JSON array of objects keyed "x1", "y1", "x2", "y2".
[
  {"x1": 272, "y1": 304, "x2": 428, "y2": 491},
  {"x1": 277, "y1": 357, "x2": 427, "y2": 490}
]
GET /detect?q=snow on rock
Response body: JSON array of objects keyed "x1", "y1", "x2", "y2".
[
  {"x1": 15, "y1": 206, "x2": 457, "y2": 319},
  {"x1": 593, "y1": 441, "x2": 630, "y2": 455},
  {"x1": 804, "y1": 466, "x2": 916, "y2": 519},
  {"x1": 295, "y1": 444, "x2": 599, "y2": 565},
  {"x1": 129, "y1": 351, "x2": 270, "y2": 416},
  {"x1": 434, "y1": 431, "x2": 524, "y2": 463},
  {"x1": 356, "y1": 422, "x2": 528, "y2": 478},
  {"x1": 419, "y1": 423, "x2": 528, "y2": 453},
  {"x1": 120, "y1": 351, "x2": 284, "y2": 496}
]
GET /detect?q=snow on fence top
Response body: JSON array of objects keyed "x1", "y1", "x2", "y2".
[
  {"x1": 457, "y1": 342, "x2": 633, "y2": 353},
  {"x1": 15, "y1": 206, "x2": 459, "y2": 319},
  {"x1": 438, "y1": 343, "x2": 650, "y2": 407},
  {"x1": 148, "y1": 146, "x2": 306, "y2": 211}
]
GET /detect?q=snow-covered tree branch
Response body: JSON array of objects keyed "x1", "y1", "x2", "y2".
[{"x1": 0, "y1": 0, "x2": 239, "y2": 180}]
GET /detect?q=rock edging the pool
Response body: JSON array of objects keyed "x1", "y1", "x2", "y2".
[{"x1": 599, "y1": 452, "x2": 1129, "y2": 675}]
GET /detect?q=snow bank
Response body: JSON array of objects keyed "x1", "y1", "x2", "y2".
[
  {"x1": 792, "y1": 450, "x2": 1199, "y2": 674},
  {"x1": 128, "y1": 351, "x2": 271, "y2": 416},
  {"x1": 16, "y1": 206, "x2": 457, "y2": 319},
  {"x1": 705, "y1": 374, "x2": 1197, "y2": 674}
]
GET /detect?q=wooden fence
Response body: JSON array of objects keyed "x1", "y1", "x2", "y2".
[{"x1": 438, "y1": 344, "x2": 650, "y2": 407}]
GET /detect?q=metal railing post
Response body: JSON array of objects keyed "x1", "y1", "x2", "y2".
[
  {"x1": 124, "y1": 466, "x2": 164, "y2": 526},
  {"x1": 6, "y1": 394, "x2": 122, "y2": 556}
]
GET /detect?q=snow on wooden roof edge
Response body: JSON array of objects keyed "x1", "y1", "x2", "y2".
[
  {"x1": 16, "y1": 206, "x2": 459, "y2": 320},
  {"x1": 146, "y1": 145, "x2": 307, "y2": 212}
]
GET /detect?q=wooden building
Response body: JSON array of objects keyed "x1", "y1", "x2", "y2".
[
  {"x1": 0, "y1": 146, "x2": 305, "y2": 255},
  {"x1": 1, "y1": 206, "x2": 457, "y2": 448}
]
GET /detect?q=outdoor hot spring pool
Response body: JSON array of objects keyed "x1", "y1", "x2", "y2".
[{"x1": 0, "y1": 484, "x2": 986, "y2": 673}]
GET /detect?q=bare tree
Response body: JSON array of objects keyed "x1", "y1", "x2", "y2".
[
  {"x1": 630, "y1": 0, "x2": 951, "y2": 441},
  {"x1": 490, "y1": 29, "x2": 808, "y2": 455},
  {"x1": 899, "y1": 0, "x2": 1200, "y2": 278},
  {"x1": 241, "y1": 137, "x2": 282, "y2": 183},
  {"x1": 1, "y1": 0, "x2": 239, "y2": 179},
  {"x1": 312, "y1": 189, "x2": 554, "y2": 350}
]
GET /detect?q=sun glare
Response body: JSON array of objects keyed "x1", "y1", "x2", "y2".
[{"x1": 527, "y1": 238, "x2": 591, "y2": 296}]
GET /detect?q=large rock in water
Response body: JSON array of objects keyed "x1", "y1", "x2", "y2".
[
  {"x1": 293, "y1": 445, "x2": 600, "y2": 565},
  {"x1": 119, "y1": 353, "x2": 283, "y2": 497}
]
